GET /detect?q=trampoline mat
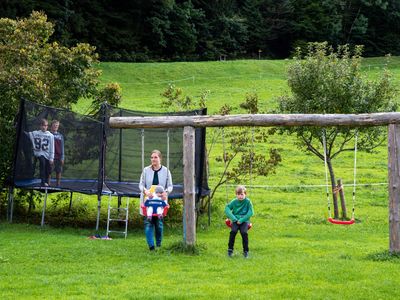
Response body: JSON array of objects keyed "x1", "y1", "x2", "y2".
[{"x1": 14, "y1": 179, "x2": 102, "y2": 195}]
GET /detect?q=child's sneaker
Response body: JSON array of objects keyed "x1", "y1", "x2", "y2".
[
  {"x1": 227, "y1": 249, "x2": 233, "y2": 257},
  {"x1": 243, "y1": 251, "x2": 249, "y2": 258}
]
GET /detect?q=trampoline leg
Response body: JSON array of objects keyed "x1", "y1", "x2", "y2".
[
  {"x1": 106, "y1": 194, "x2": 111, "y2": 237},
  {"x1": 96, "y1": 195, "x2": 101, "y2": 231},
  {"x1": 124, "y1": 198, "x2": 129, "y2": 239},
  {"x1": 68, "y1": 192, "x2": 73, "y2": 213},
  {"x1": 8, "y1": 186, "x2": 14, "y2": 223},
  {"x1": 208, "y1": 195, "x2": 211, "y2": 227},
  {"x1": 41, "y1": 189, "x2": 48, "y2": 227}
]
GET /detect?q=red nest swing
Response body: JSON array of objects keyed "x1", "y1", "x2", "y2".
[
  {"x1": 225, "y1": 218, "x2": 252, "y2": 230},
  {"x1": 328, "y1": 217, "x2": 355, "y2": 225},
  {"x1": 141, "y1": 202, "x2": 169, "y2": 217}
]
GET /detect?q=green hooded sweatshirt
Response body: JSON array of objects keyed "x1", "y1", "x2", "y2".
[{"x1": 225, "y1": 198, "x2": 254, "y2": 223}]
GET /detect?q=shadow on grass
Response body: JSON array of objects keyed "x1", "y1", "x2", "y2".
[
  {"x1": 366, "y1": 251, "x2": 400, "y2": 262},
  {"x1": 288, "y1": 214, "x2": 328, "y2": 225},
  {"x1": 164, "y1": 241, "x2": 207, "y2": 256}
]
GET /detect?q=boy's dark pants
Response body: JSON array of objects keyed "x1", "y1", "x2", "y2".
[
  {"x1": 228, "y1": 222, "x2": 249, "y2": 252},
  {"x1": 38, "y1": 155, "x2": 51, "y2": 185}
]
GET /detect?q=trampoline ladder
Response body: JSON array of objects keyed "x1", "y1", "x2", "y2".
[{"x1": 106, "y1": 196, "x2": 129, "y2": 239}]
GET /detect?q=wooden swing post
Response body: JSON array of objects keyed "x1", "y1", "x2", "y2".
[
  {"x1": 388, "y1": 124, "x2": 400, "y2": 253},
  {"x1": 183, "y1": 126, "x2": 196, "y2": 246}
]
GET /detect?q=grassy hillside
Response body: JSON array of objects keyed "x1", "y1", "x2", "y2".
[
  {"x1": 74, "y1": 56, "x2": 400, "y2": 114},
  {"x1": 75, "y1": 59, "x2": 289, "y2": 114},
  {"x1": 77, "y1": 56, "x2": 400, "y2": 201}
]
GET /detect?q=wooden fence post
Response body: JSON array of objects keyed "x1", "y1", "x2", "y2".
[
  {"x1": 183, "y1": 126, "x2": 196, "y2": 245},
  {"x1": 388, "y1": 124, "x2": 400, "y2": 253}
]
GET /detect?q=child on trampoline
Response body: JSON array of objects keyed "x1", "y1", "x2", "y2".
[
  {"x1": 145, "y1": 185, "x2": 168, "y2": 220},
  {"x1": 27, "y1": 118, "x2": 54, "y2": 187},
  {"x1": 225, "y1": 185, "x2": 254, "y2": 258},
  {"x1": 49, "y1": 120, "x2": 64, "y2": 187}
]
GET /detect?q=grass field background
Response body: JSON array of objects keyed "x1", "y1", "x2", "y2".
[{"x1": 2, "y1": 56, "x2": 400, "y2": 299}]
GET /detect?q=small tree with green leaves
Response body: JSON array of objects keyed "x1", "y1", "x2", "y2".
[
  {"x1": 161, "y1": 85, "x2": 281, "y2": 213},
  {"x1": 161, "y1": 83, "x2": 208, "y2": 111},
  {"x1": 275, "y1": 42, "x2": 397, "y2": 219},
  {"x1": 213, "y1": 93, "x2": 281, "y2": 203}
]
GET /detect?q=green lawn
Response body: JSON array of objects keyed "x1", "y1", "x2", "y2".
[
  {"x1": 1, "y1": 186, "x2": 400, "y2": 299},
  {"x1": 2, "y1": 56, "x2": 400, "y2": 299}
]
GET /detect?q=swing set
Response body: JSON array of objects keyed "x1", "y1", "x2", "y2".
[
  {"x1": 222, "y1": 126, "x2": 360, "y2": 229},
  {"x1": 109, "y1": 112, "x2": 400, "y2": 252}
]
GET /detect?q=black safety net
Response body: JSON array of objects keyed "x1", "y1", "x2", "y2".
[
  {"x1": 13, "y1": 99, "x2": 103, "y2": 194},
  {"x1": 12, "y1": 100, "x2": 210, "y2": 200},
  {"x1": 103, "y1": 105, "x2": 209, "y2": 199}
]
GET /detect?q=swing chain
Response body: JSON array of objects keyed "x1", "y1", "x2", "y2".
[{"x1": 323, "y1": 128, "x2": 358, "y2": 223}]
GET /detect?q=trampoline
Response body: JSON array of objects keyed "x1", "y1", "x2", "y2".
[{"x1": 9, "y1": 99, "x2": 209, "y2": 229}]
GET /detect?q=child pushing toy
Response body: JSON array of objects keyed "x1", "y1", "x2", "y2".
[{"x1": 225, "y1": 185, "x2": 254, "y2": 258}]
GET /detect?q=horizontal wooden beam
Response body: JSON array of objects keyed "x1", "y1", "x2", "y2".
[{"x1": 109, "y1": 112, "x2": 400, "y2": 128}]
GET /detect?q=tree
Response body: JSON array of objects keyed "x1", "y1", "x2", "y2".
[
  {"x1": 242, "y1": 0, "x2": 293, "y2": 58},
  {"x1": 0, "y1": 11, "x2": 121, "y2": 187},
  {"x1": 160, "y1": 85, "x2": 281, "y2": 213},
  {"x1": 290, "y1": 0, "x2": 342, "y2": 46},
  {"x1": 2, "y1": 0, "x2": 400, "y2": 60},
  {"x1": 275, "y1": 42, "x2": 397, "y2": 219},
  {"x1": 161, "y1": 83, "x2": 208, "y2": 111},
  {"x1": 193, "y1": 0, "x2": 249, "y2": 58},
  {"x1": 164, "y1": 1, "x2": 204, "y2": 59}
]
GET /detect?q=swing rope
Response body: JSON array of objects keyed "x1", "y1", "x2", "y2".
[
  {"x1": 249, "y1": 127, "x2": 254, "y2": 195},
  {"x1": 322, "y1": 129, "x2": 332, "y2": 218},
  {"x1": 322, "y1": 129, "x2": 357, "y2": 225},
  {"x1": 166, "y1": 129, "x2": 170, "y2": 170},
  {"x1": 222, "y1": 127, "x2": 253, "y2": 230},
  {"x1": 351, "y1": 130, "x2": 358, "y2": 220},
  {"x1": 221, "y1": 127, "x2": 229, "y2": 204}
]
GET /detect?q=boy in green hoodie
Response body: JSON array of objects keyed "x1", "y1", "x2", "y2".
[{"x1": 225, "y1": 185, "x2": 254, "y2": 258}]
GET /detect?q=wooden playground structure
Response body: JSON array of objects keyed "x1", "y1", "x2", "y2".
[{"x1": 110, "y1": 112, "x2": 400, "y2": 253}]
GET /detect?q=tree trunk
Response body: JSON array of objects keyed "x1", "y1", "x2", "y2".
[
  {"x1": 327, "y1": 159, "x2": 339, "y2": 219},
  {"x1": 337, "y1": 179, "x2": 348, "y2": 219}
]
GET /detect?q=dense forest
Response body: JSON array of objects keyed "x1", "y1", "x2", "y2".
[{"x1": 1, "y1": 0, "x2": 399, "y2": 61}]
